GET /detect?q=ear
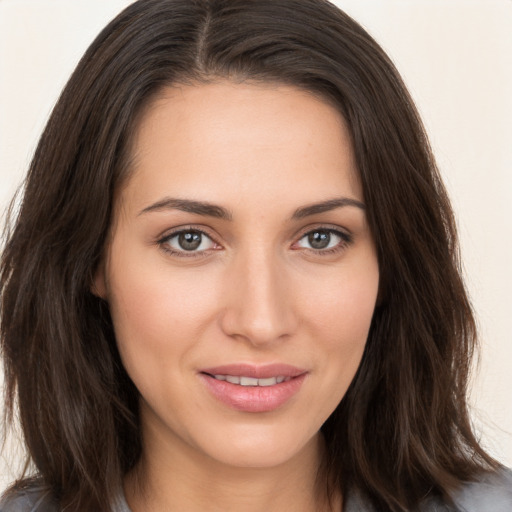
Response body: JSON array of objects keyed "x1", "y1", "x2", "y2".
[
  {"x1": 91, "y1": 261, "x2": 108, "y2": 300},
  {"x1": 375, "y1": 278, "x2": 386, "y2": 307}
]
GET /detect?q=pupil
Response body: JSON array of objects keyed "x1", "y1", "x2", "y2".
[
  {"x1": 178, "y1": 232, "x2": 202, "y2": 251},
  {"x1": 308, "y1": 231, "x2": 330, "y2": 249}
]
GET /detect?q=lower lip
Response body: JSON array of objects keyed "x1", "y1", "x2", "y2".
[{"x1": 200, "y1": 373, "x2": 307, "y2": 413}]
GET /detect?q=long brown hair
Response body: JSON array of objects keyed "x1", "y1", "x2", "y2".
[{"x1": 1, "y1": 1, "x2": 498, "y2": 510}]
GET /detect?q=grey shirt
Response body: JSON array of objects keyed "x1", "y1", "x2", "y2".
[{"x1": 1, "y1": 469, "x2": 511, "y2": 511}]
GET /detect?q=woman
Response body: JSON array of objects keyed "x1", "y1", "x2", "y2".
[{"x1": 1, "y1": 0, "x2": 510, "y2": 511}]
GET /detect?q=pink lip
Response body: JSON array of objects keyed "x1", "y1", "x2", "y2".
[
  {"x1": 199, "y1": 364, "x2": 308, "y2": 413},
  {"x1": 201, "y1": 363, "x2": 306, "y2": 379}
]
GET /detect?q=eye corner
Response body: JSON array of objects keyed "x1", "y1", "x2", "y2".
[
  {"x1": 292, "y1": 226, "x2": 353, "y2": 255},
  {"x1": 157, "y1": 226, "x2": 222, "y2": 259}
]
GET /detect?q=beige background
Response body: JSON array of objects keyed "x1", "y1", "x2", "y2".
[{"x1": 1, "y1": 0, "x2": 511, "y2": 489}]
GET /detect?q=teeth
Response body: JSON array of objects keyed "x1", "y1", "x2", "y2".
[
  {"x1": 258, "y1": 377, "x2": 278, "y2": 387},
  {"x1": 240, "y1": 376, "x2": 259, "y2": 386},
  {"x1": 212, "y1": 375, "x2": 289, "y2": 387}
]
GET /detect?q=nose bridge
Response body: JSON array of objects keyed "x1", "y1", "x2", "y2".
[{"x1": 220, "y1": 243, "x2": 296, "y2": 345}]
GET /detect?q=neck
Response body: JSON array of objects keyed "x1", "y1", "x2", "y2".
[{"x1": 124, "y1": 426, "x2": 339, "y2": 512}]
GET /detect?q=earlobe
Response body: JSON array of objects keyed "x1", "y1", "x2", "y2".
[
  {"x1": 375, "y1": 279, "x2": 386, "y2": 307},
  {"x1": 91, "y1": 263, "x2": 108, "y2": 300}
]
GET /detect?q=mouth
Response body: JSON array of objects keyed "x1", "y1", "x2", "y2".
[
  {"x1": 204, "y1": 374, "x2": 292, "y2": 386},
  {"x1": 199, "y1": 364, "x2": 307, "y2": 413}
]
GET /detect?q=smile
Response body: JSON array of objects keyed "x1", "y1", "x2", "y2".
[
  {"x1": 210, "y1": 375, "x2": 291, "y2": 386},
  {"x1": 199, "y1": 364, "x2": 307, "y2": 413}
]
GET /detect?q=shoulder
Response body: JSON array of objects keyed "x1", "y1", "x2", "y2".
[
  {"x1": 0, "y1": 484, "x2": 58, "y2": 512},
  {"x1": 448, "y1": 467, "x2": 512, "y2": 512},
  {"x1": 0, "y1": 483, "x2": 131, "y2": 512},
  {"x1": 346, "y1": 468, "x2": 512, "y2": 512}
]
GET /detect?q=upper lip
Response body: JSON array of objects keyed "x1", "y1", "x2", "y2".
[{"x1": 200, "y1": 363, "x2": 307, "y2": 379}]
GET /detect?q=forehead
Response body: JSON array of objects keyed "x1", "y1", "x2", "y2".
[{"x1": 121, "y1": 80, "x2": 361, "y2": 213}]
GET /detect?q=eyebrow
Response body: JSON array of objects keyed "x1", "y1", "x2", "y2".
[
  {"x1": 138, "y1": 196, "x2": 365, "y2": 220},
  {"x1": 139, "y1": 197, "x2": 233, "y2": 220},
  {"x1": 291, "y1": 197, "x2": 365, "y2": 219}
]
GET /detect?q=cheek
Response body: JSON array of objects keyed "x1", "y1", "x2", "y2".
[
  {"x1": 105, "y1": 251, "x2": 220, "y2": 382},
  {"x1": 300, "y1": 258, "x2": 378, "y2": 390},
  {"x1": 304, "y1": 262, "x2": 379, "y2": 344}
]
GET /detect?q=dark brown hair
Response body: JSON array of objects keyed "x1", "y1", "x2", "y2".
[{"x1": 1, "y1": 1, "x2": 498, "y2": 511}]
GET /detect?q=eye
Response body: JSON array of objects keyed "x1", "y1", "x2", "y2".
[
  {"x1": 295, "y1": 228, "x2": 351, "y2": 252},
  {"x1": 160, "y1": 229, "x2": 217, "y2": 255}
]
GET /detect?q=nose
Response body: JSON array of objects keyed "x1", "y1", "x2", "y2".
[{"x1": 219, "y1": 248, "x2": 298, "y2": 346}]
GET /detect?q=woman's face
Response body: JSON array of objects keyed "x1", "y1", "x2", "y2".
[{"x1": 95, "y1": 81, "x2": 379, "y2": 470}]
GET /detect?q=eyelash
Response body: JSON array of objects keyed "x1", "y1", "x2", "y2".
[
  {"x1": 294, "y1": 227, "x2": 353, "y2": 255},
  {"x1": 157, "y1": 227, "x2": 218, "y2": 259},
  {"x1": 157, "y1": 226, "x2": 353, "y2": 259}
]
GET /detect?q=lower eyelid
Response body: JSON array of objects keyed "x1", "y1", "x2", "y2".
[
  {"x1": 157, "y1": 228, "x2": 219, "y2": 255},
  {"x1": 295, "y1": 228, "x2": 352, "y2": 248},
  {"x1": 157, "y1": 227, "x2": 351, "y2": 257}
]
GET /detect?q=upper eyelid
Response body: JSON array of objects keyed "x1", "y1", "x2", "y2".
[
  {"x1": 158, "y1": 225, "x2": 217, "y2": 242},
  {"x1": 295, "y1": 224, "x2": 352, "y2": 240},
  {"x1": 157, "y1": 228, "x2": 219, "y2": 258},
  {"x1": 158, "y1": 223, "x2": 350, "y2": 237},
  {"x1": 156, "y1": 224, "x2": 352, "y2": 251},
  {"x1": 156, "y1": 227, "x2": 220, "y2": 256}
]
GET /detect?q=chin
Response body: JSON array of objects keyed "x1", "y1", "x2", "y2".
[{"x1": 194, "y1": 424, "x2": 321, "y2": 470}]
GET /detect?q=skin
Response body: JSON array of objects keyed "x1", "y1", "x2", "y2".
[{"x1": 94, "y1": 81, "x2": 380, "y2": 511}]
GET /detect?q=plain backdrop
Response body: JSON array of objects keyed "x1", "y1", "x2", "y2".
[{"x1": 0, "y1": 0, "x2": 511, "y2": 489}]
